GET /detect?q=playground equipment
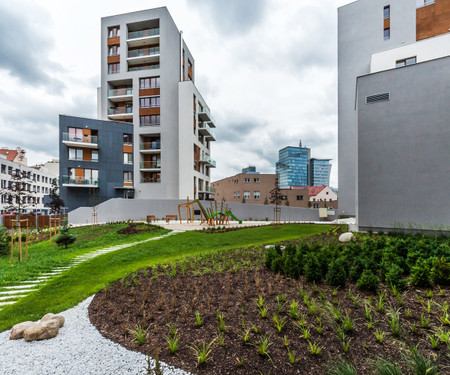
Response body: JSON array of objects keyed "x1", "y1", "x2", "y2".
[{"x1": 178, "y1": 198, "x2": 242, "y2": 226}]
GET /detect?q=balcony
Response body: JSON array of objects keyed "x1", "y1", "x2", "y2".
[
  {"x1": 198, "y1": 186, "x2": 215, "y2": 194},
  {"x1": 140, "y1": 141, "x2": 161, "y2": 153},
  {"x1": 127, "y1": 28, "x2": 160, "y2": 47},
  {"x1": 128, "y1": 64, "x2": 159, "y2": 72},
  {"x1": 139, "y1": 161, "x2": 161, "y2": 171},
  {"x1": 140, "y1": 177, "x2": 161, "y2": 183},
  {"x1": 62, "y1": 133, "x2": 98, "y2": 149},
  {"x1": 198, "y1": 109, "x2": 216, "y2": 128},
  {"x1": 199, "y1": 154, "x2": 216, "y2": 168},
  {"x1": 127, "y1": 47, "x2": 160, "y2": 66},
  {"x1": 198, "y1": 122, "x2": 216, "y2": 141},
  {"x1": 107, "y1": 88, "x2": 133, "y2": 102},
  {"x1": 61, "y1": 175, "x2": 98, "y2": 188},
  {"x1": 108, "y1": 106, "x2": 133, "y2": 120}
]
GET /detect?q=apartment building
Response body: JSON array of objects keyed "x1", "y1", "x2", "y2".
[
  {"x1": 339, "y1": 0, "x2": 450, "y2": 231},
  {"x1": 59, "y1": 115, "x2": 134, "y2": 211},
  {"x1": 0, "y1": 149, "x2": 56, "y2": 214},
  {"x1": 98, "y1": 7, "x2": 216, "y2": 202}
]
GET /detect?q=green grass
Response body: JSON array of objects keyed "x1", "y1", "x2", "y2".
[
  {"x1": 0, "y1": 223, "x2": 332, "y2": 331},
  {"x1": 0, "y1": 223, "x2": 169, "y2": 286}
]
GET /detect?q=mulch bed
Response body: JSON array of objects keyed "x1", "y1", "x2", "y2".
[
  {"x1": 116, "y1": 223, "x2": 160, "y2": 235},
  {"x1": 89, "y1": 234, "x2": 449, "y2": 375}
]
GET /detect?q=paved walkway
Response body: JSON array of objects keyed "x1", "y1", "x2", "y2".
[{"x1": 0, "y1": 230, "x2": 182, "y2": 311}]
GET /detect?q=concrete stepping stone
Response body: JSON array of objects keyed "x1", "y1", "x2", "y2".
[
  {"x1": 0, "y1": 295, "x2": 27, "y2": 301},
  {"x1": 0, "y1": 301, "x2": 16, "y2": 307},
  {"x1": 19, "y1": 280, "x2": 45, "y2": 284},
  {"x1": 3, "y1": 285, "x2": 38, "y2": 290},
  {"x1": 0, "y1": 289, "x2": 36, "y2": 295}
]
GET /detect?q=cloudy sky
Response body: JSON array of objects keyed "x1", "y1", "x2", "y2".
[{"x1": 0, "y1": 0, "x2": 354, "y2": 188}]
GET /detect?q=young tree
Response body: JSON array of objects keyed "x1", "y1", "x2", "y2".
[
  {"x1": 0, "y1": 168, "x2": 36, "y2": 219},
  {"x1": 269, "y1": 176, "x2": 283, "y2": 223},
  {"x1": 47, "y1": 178, "x2": 65, "y2": 215},
  {"x1": 55, "y1": 218, "x2": 76, "y2": 249}
]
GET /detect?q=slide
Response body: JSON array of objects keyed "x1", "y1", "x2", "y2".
[
  {"x1": 179, "y1": 199, "x2": 242, "y2": 224},
  {"x1": 226, "y1": 210, "x2": 242, "y2": 224}
]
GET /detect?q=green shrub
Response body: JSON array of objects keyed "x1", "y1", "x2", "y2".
[
  {"x1": 410, "y1": 260, "x2": 431, "y2": 287},
  {"x1": 357, "y1": 269, "x2": 380, "y2": 292},
  {"x1": 430, "y1": 257, "x2": 450, "y2": 286},
  {"x1": 304, "y1": 253, "x2": 322, "y2": 283},
  {"x1": 0, "y1": 226, "x2": 10, "y2": 256},
  {"x1": 349, "y1": 256, "x2": 365, "y2": 281},
  {"x1": 271, "y1": 256, "x2": 284, "y2": 274},
  {"x1": 283, "y1": 251, "x2": 300, "y2": 279},
  {"x1": 326, "y1": 257, "x2": 348, "y2": 288},
  {"x1": 384, "y1": 264, "x2": 407, "y2": 290},
  {"x1": 264, "y1": 247, "x2": 279, "y2": 270},
  {"x1": 55, "y1": 219, "x2": 76, "y2": 249}
]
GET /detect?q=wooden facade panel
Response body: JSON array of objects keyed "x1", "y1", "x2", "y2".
[
  {"x1": 194, "y1": 145, "x2": 200, "y2": 172},
  {"x1": 74, "y1": 168, "x2": 84, "y2": 177},
  {"x1": 123, "y1": 182, "x2": 133, "y2": 187},
  {"x1": 83, "y1": 149, "x2": 92, "y2": 161},
  {"x1": 384, "y1": 18, "x2": 390, "y2": 29},
  {"x1": 107, "y1": 37, "x2": 120, "y2": 46},
  {"x1": 82, "y1": 129, "x2": 91, "y2": 136},
  {"x1": 107, "y1": 55, "x2": 120, "y2": 64},
  {"x1": 123, "y1": 145, "x2": 133, "y2": 153},
  {"x1": 139, "y1": 88, "x2": 160, "y2": 96},
  {"x1": 139, "y1": 108, "x2": 160, "y2": 116},
  {"x1": 417, "y1": 0, "x2": 450, "y2": 40}
]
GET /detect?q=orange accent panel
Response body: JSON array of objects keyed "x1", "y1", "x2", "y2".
[
  {"x1": 82, "y1": 129, "x2": 91, "y2": 136},
  {"x1": 74, "y1": 168, "x2": 84, "y2": 177},
  {"x1": 139, "y1": 108, "x2": 160, "y2": 116},
  {"x1": 139, "y1": 88, "x2": 160, "y2": 96},
  {"x1": 123, "y1": 182, "x2": 133, "y2": 187},
  {"x1": 107, "y1": 55, "x2": 120, "y2": 64},
  {"x1": 416, "y1": 0, "x2": 450, "y2": 41},
  {"x1": 384, "y1": 18, "x2": 390, "y2": 29},
  {"x1": 188, "y1": 66, "x2": 193, "y2": 80},
  {"x1": 107, "y1": 37, "x2": 120, "y2": 46},
  {"x1": 194, "y1": 145, "x2": 200, "y2": 172},
  {"x1": 83, "y1": 149, "x2": 92, "y2": 161},
  {"x1": 123, "y1": 145, "x2": 133, "y2": 153}
]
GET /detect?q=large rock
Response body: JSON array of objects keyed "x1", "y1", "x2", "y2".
[
  {"x1": 41, "y1": 313, "x2": 65, "y2": 328},
  {"x1": 339, "y1": 232, "x2": 356, "y2": 243},
  {"x1": 23, "y1": 323, "x2": 59, "y2": 341},
  {"x1": 10, "y1": 321, "x2": 37, "y2": 340}
]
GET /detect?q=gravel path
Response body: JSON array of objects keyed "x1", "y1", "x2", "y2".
[{"x1": 0, "y1": 297, "x2": 192, "y2": 375}]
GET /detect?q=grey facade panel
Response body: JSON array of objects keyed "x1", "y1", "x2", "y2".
[{"x1": 356, "y1": 57, "x2": 450, "y2": 232}]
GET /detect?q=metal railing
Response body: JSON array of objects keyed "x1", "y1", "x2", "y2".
[
  {"x1": 128, "y1": 46, "x2": 160, "y2": 58},
  {"x1": 199, "y1": 154, "x2": 216, "y2": 168},
  {"x1": 128, "y1": 28, "x2": 160, "y2": 39},
  {"x1": 140, "y1": 141, "x2": 161, "y2": 150},
  {"x1": 62, "y1": 176, "x2": 98, "y2": 186},
  {"x1": 62, "y1": 133, "x2": 98, "y2": 144},
  {"x1": 128, "y1": 64, "x2": 159, "y2": 71},
  {"x1": 140, "y1": 161, "x2": 161, "y2": 169},
  {"x1": 198, "y1": 122, "x2": 216, "y2": 139},
  {"x1": 108, "y1": 107, "x2": 133, "y2": 115},
  {"x1": 108, "y1": 88, "x2": 133, "y2": 97},
  {"x1": 140, "y1": 177, "x2": 161, "y2": 183}
]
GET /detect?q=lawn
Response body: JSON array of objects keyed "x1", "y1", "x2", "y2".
[
  {"x1": 0, "y1": 223, "x2": 334, "y2": 331},
  {"x1": 0, "y1": 222, "x2": 169, "y2": 286}
]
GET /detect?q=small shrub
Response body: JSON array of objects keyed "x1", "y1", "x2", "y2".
[
  {"x1": 357, "y1": 269, "x2": 380, "y2": 292},
  {"x1": 410, "y1": 260, "x2": 431, "y2": 287},
  {"x1": 55, "y1": 219, "x2": 76, "y2": 249},
  {"x1": 0, "y1": 226, "x2": 10, "y2": 256},
  {"x1": 304, "y1": 253, "x2": 322, "y2": 283},
  {"x1": 326, "y1": 257, "x2": 348, "y2": 288},
  {"x1": 430, "y1": 257, "x2": 450, "y2": 286},
  {"x1": 385, "y1": 264, "x2": 407, "y2": 290}
]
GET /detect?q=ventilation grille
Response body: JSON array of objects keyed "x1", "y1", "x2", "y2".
[{"x1": 365, "y1": 93, "x2": 390, "y2": 104}]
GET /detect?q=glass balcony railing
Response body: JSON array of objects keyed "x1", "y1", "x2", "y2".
[
  {"x1": 200, "y1": 154, "x2": 216, "y2": 168},
  {"x1": 62, "y1": 175, "x2": 98, "y2": 186},
  {"x1": 108, "y1": 107, "x2": 133, "y2": 115},
  {"x1": 140, "y1": 141, "x2": 161, "y2": 150},
  {"x1": 128, "y1": 64, "x2": 160, "y2": 71},
  {"x1": 108, "y1": 88, "x2": 133, "y2": 97},
  {"x1": 140, "y1": 177, "x2": 161, "y2": 183},
  {"x1": 62, "y1": 133, "x2": 98, "y2": 144},
  {"x1": 140, "y1": 161, "x2": 161, "y2": 169},
  {"x1": 199, "y1": 186, "x2": 215, "y2": 193},
  {"x1": 128, "y1": 47, "x2": 160, "y2": 58},
  {"x1": 128, "y1": 28, "x2": 160, "y2": 40},
  {"x1": 198, "y1": 122, "x2": 216, "y2": 140}
]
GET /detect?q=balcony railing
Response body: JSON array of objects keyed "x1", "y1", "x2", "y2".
[
  {"x1": 128, "y1": 47, "x2": 160, "y2": 58},
  {"x1": 108, "y1": 107, "x2": 133, "y2": 115},
  {"x1": 128, "y1": 64, "x2": 159, "y2": 71},
  {"x1": 62, "y1": 175, "x2": 98, "y2": 186},
  {"x1": 199, "y1": 187, "x2": 216, "y2": 193},
  {"x1": 108, "y1": 88, "x2": 133, "y2": 97},
  {"x1": 62, "y1": 133, "x2": 98, "y2": 145},
  {"x1": 140, "y1": 177, "x2": 161, "y2": 183},
  {"x1": 140, "y1": 141, "x2": 161, "y2": 151},
  {"x1": 128, "y1": 28, "x2": 160, "y2": 39},
  {"x1": 198, "y1": 122, "x2": 216, "y2": 140},
  {"x1": 199, "y1": 154, "x2": 216, "y2": 168},
  {"x1": 140, "y1": 122, "x2": 160, "y2": 127},
  {"x1": 140, "y1": 161, "x2": 161, "y2": 169}
]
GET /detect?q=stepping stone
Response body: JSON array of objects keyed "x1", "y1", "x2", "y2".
[
  {"x1": 0, "y1": 301, "x2": 16, "y2": 307},
  {"x1": 41, "y1": 272, "x2": 62, "y2": 276},
  {"x1": 36, "y1": 276, "x2": 51, "y2": 279},
  {"x1": 3, "y1": 285, "x2": 38, "y2": 290},
  {"x1": 20, "y1": 280, "x2": 45, "y2": 283},
  {"x1": 0, "y1": 289, "x2": 36, "y2": 295},
  {"x1": 0, "y1": 294, "x2": 27, "y2": 301}
]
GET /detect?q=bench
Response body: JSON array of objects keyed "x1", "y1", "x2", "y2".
[
  {"x1": 165, "y1": 215, "x2": 178, "y2": 223},
  {"x1": 146, "y1": 215, "x2": 156, "y2": 223}
]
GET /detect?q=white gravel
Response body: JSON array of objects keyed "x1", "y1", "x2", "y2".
[{"x1": 0, "y1": 297, "x2": 192, "y2": 375}]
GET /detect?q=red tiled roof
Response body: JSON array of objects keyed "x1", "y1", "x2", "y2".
[
  {"x1": 291, "y1": 185, "x2": 327, "y2": 196},
  {"x1": 0, "y1": 149, "x2": 18, "y2": 161}
]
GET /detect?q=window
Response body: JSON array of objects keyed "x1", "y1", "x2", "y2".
[
  {"x1": 123, "y1": 134, "x2": 133, "y2": 144},
  {"x1": 253, "y1": 178, "x2": 260, "y2": 183},
  {"x1": 244, "y1": 191, "x2": 250, "y2": 199},
  {"x1": 396, "y1": 56, "x2": 417, "y2": 68},
  {"x1": 108, "y1": 63, "x2": 120, "y2": 74},
  {"x1": 108, "y1": 45, "x2": 120, "y2": 56},
  {"x1": 140, "y1": 96, "x2": 160, "y2": 108},
  {"x1": 384, "y1": 5, "x2": 390, "y2": 19},
  {"x1": 123, "y1": 153, "x2": 133, "y2": 164},
  {"x1": 313, "y1": 203, "x2": 319, "y2": 209},
  {"x1": 254, "y1": 191, "x2": 260, "y2": 200},
  {"x1": 296, "y1": 195, "x2": 304, "y2": 201},
  {"x1": 108, "y1": 26, "x2": 120, "y2": 38},
  {"x1": 1, "y1": 164, "x2": 5, "y2": 174},
  {"x1": 8, "y1": 166, "x2": 12, "y2": 175},
  {"x1": 384, "y1": 28, "x2": 390, "y2": 40},
  {"x1": 139, "y1": 77, "x2": 160, "y2": 89},
  {"x1": 68, "y1": 148, "x2": 83, "y2": 160},
  {"x1": 416, "y1": 0, "x2": 436, "y2": 8},
  {"x1": 91, "y1": 150, "x2": 98, "y2": 162},
  {"x1": 123, "y1": 171, "x2": 133, "y2": 184},
  {"x1": 140, "y1": 115, "x2": 160, "y2": 127},
  {"x1": 244, "y1": 178, "x2": 250, "y2": 183}
]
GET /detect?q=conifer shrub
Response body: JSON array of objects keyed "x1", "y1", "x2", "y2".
[
  {"x1": 304, "y1": 253, "x2": 322, "y2": 283},
  {"x1": 384, "y1": 264, "x2": 407, "y2": 290},
  {"x1": 264, "y1": 247, "x2": 279, "y2": 271},
  {"x1": 430, "y1": 257, "x2": 450, "y2": 286},
  {"x1": 326, "y1": 257, "x2": 348, "y2": 288},
  {"x1": 409, "y1": 260, "x2": 431, "y2": 287},
  {"x1": 55, "y1": 219, "x2": 76, "y2": 249},
  {"x1": 357, "y1": 269, "x2": 380, "y2": 292},
  {"x1": 0, "y1": 226, "x2": 10, "y2": 256}
]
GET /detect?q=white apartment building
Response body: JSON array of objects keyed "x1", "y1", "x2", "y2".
[
  {"x1": 0, "y1": 152, "x2": 57, "y2": 215},
  {"x1": 98, "y1": 7, "x2": 216, "y2": 201}
]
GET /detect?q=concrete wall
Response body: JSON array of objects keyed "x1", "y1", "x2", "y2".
[
  {"x1": 338, "y1": 0, "x2": 416, "y2": 215},
  {"x1": 356, "y1": 56, "x2": 450, "y2": 232},
  {"x1": 68, "y1": 198, "x2": 335, "y2": 225}
]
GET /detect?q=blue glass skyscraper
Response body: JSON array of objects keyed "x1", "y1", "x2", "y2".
[
  {"x1": 310, "y1": 158, "x2": 331, "y2": 186},
  {"x1": 276, "y1": 143, "x2": 310, "y2": 188}
]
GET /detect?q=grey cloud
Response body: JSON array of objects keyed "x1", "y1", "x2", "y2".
[
  {"x1": 186, "y1": 0, "x2": 269, "y2": 35},
  {"x1": 0, "y1": 3, "x2": 65, "y2": 92}
]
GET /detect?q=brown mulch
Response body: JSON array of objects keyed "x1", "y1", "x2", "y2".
[
  {"x1": 89, "y1": 240, "x2": 449, "y2": 375},
  {"x1": 116, "y1": 223, "x2": 159, "y2": 235}
]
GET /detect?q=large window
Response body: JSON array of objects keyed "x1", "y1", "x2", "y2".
[
  {"x1": 108, "y1": 63, "x2": 120, "y2": 74},
  {"x1": 244, "y1": 191, "x2": 250, "y2": 200},
  {"x1": 108, "y1": 26, "x2": 120, "y2": 38},
  {"x1": 68, "y1": 148, "x2": 83, "y2": 161},
  {"x1": 123, "y1": 153, "x2": 133, "y2": 165},
  {"x1": 91, "y1": 150, "x2": 98, "y2": 162},
  {"x1": 123, "y1": 171, "x2": 133, "y2": 184},
  {"x1": 139, "y1": 77, "x2": 160, "y2": 89},
  {"x1": 108, "y1": 45, "x2": 120, "y2": 56},
  {"x1": 140, "y1": 115, "x2": 160, "y2": 127},
  {"x1": 140, "y1": 96, "x2": 160, "y2": 108},
  {"x1": 123, "y1": 134, "x2": 133, "y2": 144}
]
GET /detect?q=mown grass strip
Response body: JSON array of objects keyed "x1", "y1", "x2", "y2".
[{"x1": 0, "y1": 224, "x2": 333, "y2": 331}]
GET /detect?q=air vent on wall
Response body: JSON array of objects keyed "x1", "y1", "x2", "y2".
[{"x1": 365, "y1": 93, "x2": 390, "y2": 104}]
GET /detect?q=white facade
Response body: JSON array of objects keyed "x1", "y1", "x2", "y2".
[
  {"x1": 309, "y1": 186, "x2": 338, "y2": 202},
  {"x1": 0, "y1": 156, "x2": 57, "y2": 215}
]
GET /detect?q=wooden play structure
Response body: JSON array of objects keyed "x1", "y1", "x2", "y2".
[
  {"x1": 178, "y1": 198, "x2": 241, "y2": 226},
  {"x1": 10, "y1": 219, "x2": 29, "y2": 263}
]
